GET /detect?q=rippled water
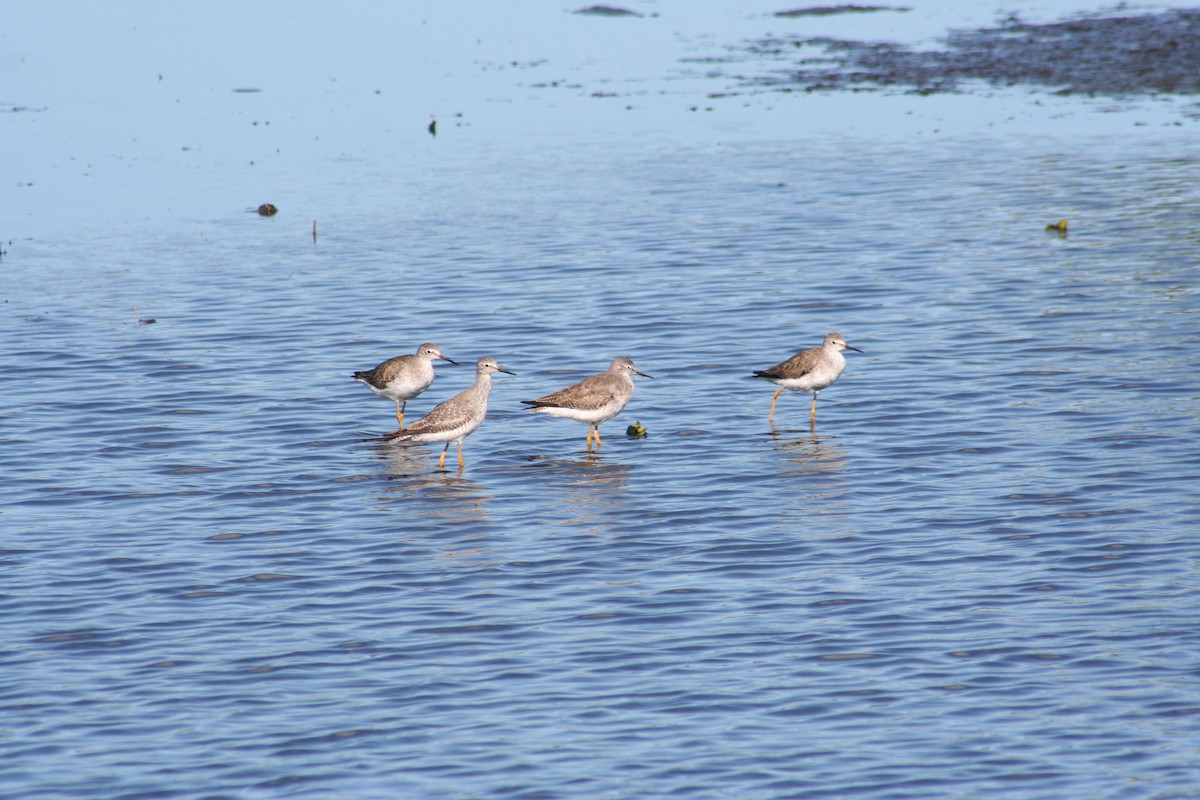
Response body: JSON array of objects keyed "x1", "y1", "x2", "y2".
[{"x1": 3, "y1": 2, "x2": 1199, "y2": 799}]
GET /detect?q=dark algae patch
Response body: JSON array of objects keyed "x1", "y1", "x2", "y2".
[
  {"x1": 574, "y1": 5, "x2": 644, "y2": 16},
  {"x1": 775, "y1": 5, "x2": 910, "y2": 17},
  {"x1": 752, "y1": 8, "x2": 1200, "y2": 96}
]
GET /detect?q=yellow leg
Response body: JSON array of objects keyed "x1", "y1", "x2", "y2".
[
  {"x1": 593, "y1": 426, "x2": 603, "y2": 448},
  {"x1": 437, "y1": 445, "x2": 448, "y2": 470},
  {"x1": 810, "y1": 392, "x2": 818, "y2": 427},
  {"x1": 456, "y1": 440, "x2": 465, "y2": 468},
  {"x1": 396, "y1": 401, "x2": 406, "y2": 428},
  {"x1": 769, "y1": 387, "x2": 785, "y2": 424}
]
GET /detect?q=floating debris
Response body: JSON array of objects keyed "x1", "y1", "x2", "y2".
[
  {"x1": 626, "y1": 421, "x2": 648, "y2": 438},
  {"x1": 257, "y1": 203, "x2": 278, "y2": 216},
  {"x1": 1045, "y1": 219, "x2": 1069, "y2": 235},
  {"x1": 133, "y1": 306, "x2": 156, "y2": 325},
  {"x1": 428, "y1": 119, "x2": 437, "y2": 136}
]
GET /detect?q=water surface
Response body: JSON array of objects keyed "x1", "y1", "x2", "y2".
[{"x1": 2, "y1": 2, "x2": 1198, "y2": 799}]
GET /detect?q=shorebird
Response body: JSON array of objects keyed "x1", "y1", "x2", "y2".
[
  {"x1": 353, "y1": 342, "x2": 456, "y2": 427},
  {"x1": 383, "y1": 357, "x2": 514, "y2": 470},
  {"x1": 753, "y1": 332, "x2": 862, "y2": 427},
  {"x1": 522, "y1": 357, "x2": 652, "y2": 450}
]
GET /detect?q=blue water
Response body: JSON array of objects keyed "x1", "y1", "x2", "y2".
[{"x1": 3, "y1": 2, "x2": 1199, "y2": 799}]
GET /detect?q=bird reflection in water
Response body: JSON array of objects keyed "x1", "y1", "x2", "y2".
[
  {"x1": 766, "y1": 428, "x2": 852, "y2": 516},
  {"x1": 372, "y1": 441, "x2": 493, "y2": 531},
  {"x1": 531, "y1": 452, "x2": 633, "y2": 534}
]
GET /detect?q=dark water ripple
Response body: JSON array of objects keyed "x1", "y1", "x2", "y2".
[{"x1": 3, "y1": 135, "x2": 1199, "y2": 799}]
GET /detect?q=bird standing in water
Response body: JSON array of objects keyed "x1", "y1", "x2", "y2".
[
  {"x1": 384, "y1": 357, "x2": 514, "y2": 470},
  {"x1": 753, "y1": 332, "x2": 862, "y2": 427},
  {"x1": 353, "y1": 342, "x2": 457, "y2": 428},
  {"x1": 523, "y1": 357, "x2": 652, "y2": 450}
]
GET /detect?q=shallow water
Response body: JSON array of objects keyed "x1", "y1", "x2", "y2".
[{"x1": 2, "y1": 2, "x2": 1199, "y2": 799}]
